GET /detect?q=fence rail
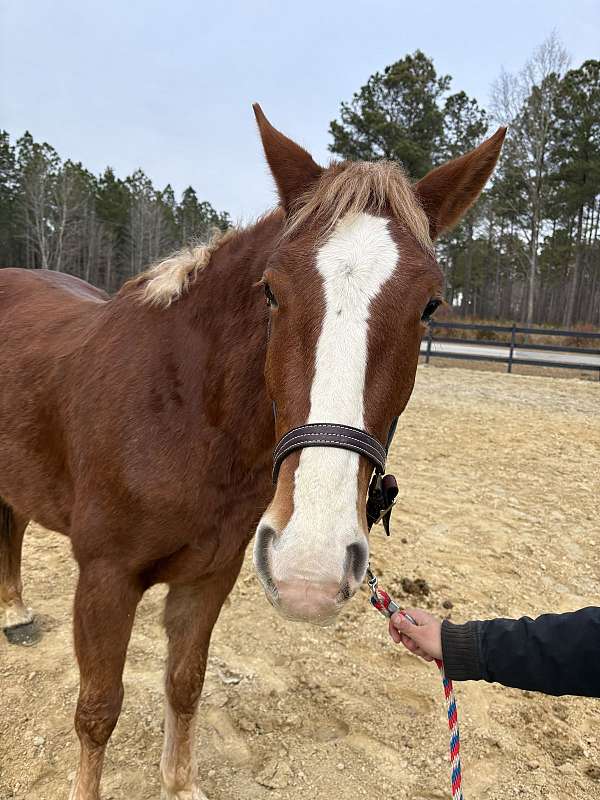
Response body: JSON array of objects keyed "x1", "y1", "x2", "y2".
[{"x1": 422, "y1": 321, "x2": 600, "y2": 380}]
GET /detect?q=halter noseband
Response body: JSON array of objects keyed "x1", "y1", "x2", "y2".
[
  {"x1": 272, "y1": 419, "x2": 399, "y2": 535},
  {"x1": 272, "y1": 423, "x2": 387, "y2": 483}
]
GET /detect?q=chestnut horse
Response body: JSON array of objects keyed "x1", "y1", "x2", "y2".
[{"x1": 0, "y1": 105, "x2": 505, "y2": 799}]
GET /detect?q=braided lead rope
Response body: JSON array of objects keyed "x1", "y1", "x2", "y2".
[
  {"x1": 435, "y1": 657, "x2": 464, "y2": 800},
  {"x1": 367, "y1": 572, "x2": 464, "y2": 800}
]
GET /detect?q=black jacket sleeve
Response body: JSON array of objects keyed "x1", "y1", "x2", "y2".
[{"x1": 440, "y1": 607, "x2": 600, "y2": 697}]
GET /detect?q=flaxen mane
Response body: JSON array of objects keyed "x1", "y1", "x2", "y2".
[
  {"x1": 122, "y1": 227, "x2": 237, "y2": 308},
  {"x1": 126, "y1": 159, "x2": 432, "y2": 308}
]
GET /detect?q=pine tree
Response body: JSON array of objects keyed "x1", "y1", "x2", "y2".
[
  {"x1": 0, "y1": 132, "x2": 19, "y2": 265},
  {"x1": 550, "y1": 60, "x2": 600, "y2": 325},
  {"x1": 95, "y1": 167, "x2": 131, "y2": 291},
  {"x1": 436, "y1": 92, "x2": 489, "y2": 314},
  {"x1": 178, "y1": 186, "x2": 230, "y2": 242},
  {"x1": 329, "y1": 50, "x2": 450, "y2": 176}
]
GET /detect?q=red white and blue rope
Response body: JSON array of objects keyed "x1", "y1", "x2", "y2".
[
  {"x1": 369, "y1": 583, "x2": 464, "y2": 800},
  {"x1": 435, "y1": 656, "x2": 464, "y2": 800}
]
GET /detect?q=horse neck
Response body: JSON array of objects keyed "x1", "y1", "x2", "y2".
[{"x1": 177, "y1": 212, "x2": 283, "y2": 470}]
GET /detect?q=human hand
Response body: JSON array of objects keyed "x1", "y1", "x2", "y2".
[{"x1": 389, "y1": 608, "x2": 443, "y2": 662}]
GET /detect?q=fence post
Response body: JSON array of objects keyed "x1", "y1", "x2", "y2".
[
  {"x1": 507, "y1": 324, "x2": 516, "y2": 374},
  {"x1": 425, "y1": 324, "x2": 433, "y2": 364}
]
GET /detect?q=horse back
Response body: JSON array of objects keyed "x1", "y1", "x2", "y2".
[
  {"x1": 0, "y1": 267, "x2": 108, "y2": 305},
  {"x1": 0, "y1": 268, "x2": 108, "y2": 530}
]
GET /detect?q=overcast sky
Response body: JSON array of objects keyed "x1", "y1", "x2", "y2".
[{"x1": 2, "y1": 1, "x2": 599, "y2": 222}]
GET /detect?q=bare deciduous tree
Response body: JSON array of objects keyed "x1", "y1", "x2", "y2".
[{"x1": 491, "y1": 32, "x2": 570, "y2": 323}]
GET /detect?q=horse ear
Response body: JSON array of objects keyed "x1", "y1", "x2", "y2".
[
  {"x1": 253, "y1": 103, "x2": 323, "y2": 211},
  {"x1": 414, "y1": 127, "x2": 507, "y2": 240}
]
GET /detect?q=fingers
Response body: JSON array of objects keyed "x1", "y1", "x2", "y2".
[
  {"x1": 388, "y1": 607, "x2": 443, "y2": 661},
  {"x1": 403, "y1": 607, "x2": 436, "y2": 626},
  {"x1": 388, "y1": 619, "x2": 402, "y2": 643},
  {"x1": 390, "y1": 611, "x2": 422, "y2": 636}
]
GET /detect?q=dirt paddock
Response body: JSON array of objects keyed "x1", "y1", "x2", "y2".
[{"x1": 1, "y1": 366, "x2": 599, "y2": 800}]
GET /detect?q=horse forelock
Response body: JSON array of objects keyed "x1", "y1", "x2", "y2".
[{"x1": 283, "y1": 159, "x2": 433, "y2": 254}]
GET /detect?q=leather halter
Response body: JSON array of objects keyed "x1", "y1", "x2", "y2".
[
  {"x1": 272, "y1": 423, "x2": 386, "y2": 483},
  {"x1": 272, "y1": 419, "x2": 399, "y2": 535}
]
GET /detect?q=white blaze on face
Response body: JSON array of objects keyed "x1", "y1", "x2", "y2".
[{"x1": 269, "y1": 213, "x2": 399, "y2": 585}]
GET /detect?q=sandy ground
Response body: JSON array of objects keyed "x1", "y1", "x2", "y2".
[{"x1": 1, "y1": 365, "x2": 599, "y2": 800}]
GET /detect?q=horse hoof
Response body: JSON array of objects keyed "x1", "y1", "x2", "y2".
[{"x1": 3, "y1": 619, "x2": 42, "y2": 646}]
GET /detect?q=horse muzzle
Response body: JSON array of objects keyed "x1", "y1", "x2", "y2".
[{"x1": 253, "y1": 523, "x2": 367, "y2": 625}]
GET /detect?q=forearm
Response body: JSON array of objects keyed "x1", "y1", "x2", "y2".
[{"x1": 441, "y1": 607, "x2": 600, "y2": 697}]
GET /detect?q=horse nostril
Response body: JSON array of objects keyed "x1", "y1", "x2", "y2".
[
  {"x1": 253, "y1": 524, "x2": 276, "y2": 593},
  {"x1": 345, "y1": 541, "x2": 368, "y2": 585}
]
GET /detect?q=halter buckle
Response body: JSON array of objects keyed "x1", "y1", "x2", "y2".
[
  {"x1": 366, "y1": 473, "x2": 398, "y2": 535},
  {"x1": 372, "y1": 500, "x2": 397, "y2": 526},
  {"x1": 366, "y1": 568, "x2": 401, "y2": 618},
  {"x1": 367, "y1": 567, "x2": 379, "y2": 599}
]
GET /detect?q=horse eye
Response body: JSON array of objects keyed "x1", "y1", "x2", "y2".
[
  {"x1": 264, "y1": 282, "x2": 277, "y2": 308},
  {"x1": 421, "y1": 298, "x2": 441, "y2": 321}
]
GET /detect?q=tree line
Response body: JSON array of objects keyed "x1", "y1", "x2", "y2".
[
  {"x1": 1, "y1": 34, "x2": 598, "y2": 326},
  {"x1": 329, "y1": 36, "x2": 600, "y2": 327},
  {"x1": 0, "y1": 132, "x2": 230, "y2": 293}
]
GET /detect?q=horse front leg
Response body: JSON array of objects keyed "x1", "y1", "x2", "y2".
[
  {"x1": 70, "y1": 559, "x2": 142, "y2": 800},
  {"x1": 160, "y1": 556, "x2": 243, "y2": 800}
]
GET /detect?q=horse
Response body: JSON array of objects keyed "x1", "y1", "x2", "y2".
[{"x1": 0, "y1": 104, "x2": 505, "y2": 799}]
